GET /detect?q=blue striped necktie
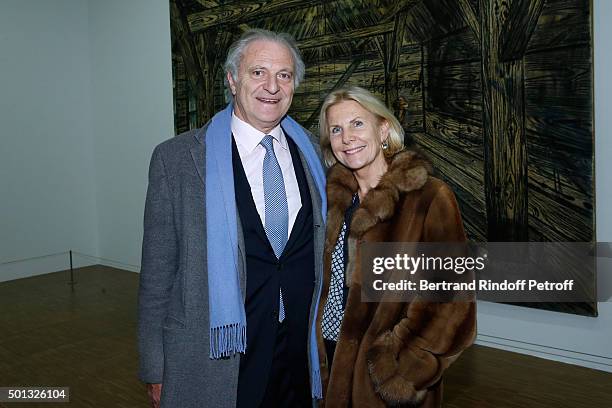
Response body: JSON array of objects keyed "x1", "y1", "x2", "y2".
[{"x1": 260, "y1": 135, "x2": 288, "y2": 322}]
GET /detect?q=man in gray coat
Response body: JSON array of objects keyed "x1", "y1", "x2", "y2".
[{"x1": 138, "y1": 29, "x2": 326, "y2": 408}]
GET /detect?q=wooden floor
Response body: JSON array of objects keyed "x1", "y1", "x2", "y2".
[{"x1": 0, "y1": 266, "x2": 610, "y2": 407}]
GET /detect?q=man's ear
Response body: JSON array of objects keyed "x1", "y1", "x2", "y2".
[{"x1": 226, "y1": 72, "x2": 237, "y2": 95}]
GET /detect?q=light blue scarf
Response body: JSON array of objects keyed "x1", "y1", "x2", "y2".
[{"x1": 205, "y1": 103, "x2": 326, "y2": 398}]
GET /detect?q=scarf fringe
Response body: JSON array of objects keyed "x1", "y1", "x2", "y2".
[
  {"x1": 311, "y1": 367, "x2": 322, "y2": 399},
  {"x1": 209, "y1": 323, "x2": 247, "y2": 359}
]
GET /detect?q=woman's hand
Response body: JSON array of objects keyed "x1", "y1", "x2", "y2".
[{"x1": 366, "y1": 330, "x2": 428, "y2": 406}]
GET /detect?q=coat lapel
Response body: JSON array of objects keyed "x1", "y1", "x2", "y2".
[
  {"x1": 190, "y1": 126, "x2": 207, "y2": 186},
  {"x1": 298, "y1": 147, "x2": 324, "y2": 283}
]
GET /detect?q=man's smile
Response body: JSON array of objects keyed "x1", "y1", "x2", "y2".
[{"x1": 256, "y1": 97, "x2": 280, "y2": 104}]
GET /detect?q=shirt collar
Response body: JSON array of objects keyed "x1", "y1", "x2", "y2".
[{"x1": 231, "y1": 113, "x2": 288, "y2": 154}]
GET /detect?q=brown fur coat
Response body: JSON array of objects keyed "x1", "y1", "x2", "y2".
[{"x1": 316, "y1": 149, "x2": 476, "y2": 407}]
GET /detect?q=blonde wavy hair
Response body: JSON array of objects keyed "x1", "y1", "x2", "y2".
[{"x1": 319, "y1": 86, "x2": 405, "y2": 167}]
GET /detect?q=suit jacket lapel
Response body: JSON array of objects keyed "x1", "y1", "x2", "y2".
[{"x1": 236, "y1": 210, "x2": 246, "y2": 298}]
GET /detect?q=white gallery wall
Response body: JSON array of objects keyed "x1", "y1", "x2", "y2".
[
  {"x1": 0, "y1": 0, "x2": 610, "y2": 372},
  {"x1": 0, "y1": 0, "x2": 98, "y2": 280},
  {"x1": 0, "y1": 0, "x2": 173, "y2": 278},
  {"x1": 89, "y1": 0, "x2": 173, "y2": 271}
]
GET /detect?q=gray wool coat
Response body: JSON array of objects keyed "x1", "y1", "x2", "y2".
[{"x1": 137, "y1": 122, "x2": 325, "y2": 408}]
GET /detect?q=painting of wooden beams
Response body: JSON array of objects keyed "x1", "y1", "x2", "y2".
[{"x1": 170, "y1": 0, "x2": 595, "y2": 316}]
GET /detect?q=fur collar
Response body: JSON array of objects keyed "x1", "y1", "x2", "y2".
[{"x1": 326, "y1": 149, "x2": 432, "y2": 243}]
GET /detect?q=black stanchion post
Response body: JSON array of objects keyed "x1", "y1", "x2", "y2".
[{"x1": 68, "y1": 250, "x2": 77, "y2": 290}]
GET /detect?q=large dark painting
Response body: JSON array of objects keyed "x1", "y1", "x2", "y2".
[{"x1": 169, "y1": 0, "x2": 596, "y2": 316}]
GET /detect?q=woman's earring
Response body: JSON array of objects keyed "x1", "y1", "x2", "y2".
[{"x1": 381, "y1": 139, "x2": 389, "y2": 150}]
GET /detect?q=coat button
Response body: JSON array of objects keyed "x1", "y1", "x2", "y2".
[{"x1": 277, "y1": 263, "x2": 282, "y2": 271}]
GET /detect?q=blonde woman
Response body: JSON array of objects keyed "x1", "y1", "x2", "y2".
[{"x1": 316, "y1": 86, "x2": 476, "y2": 407}]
